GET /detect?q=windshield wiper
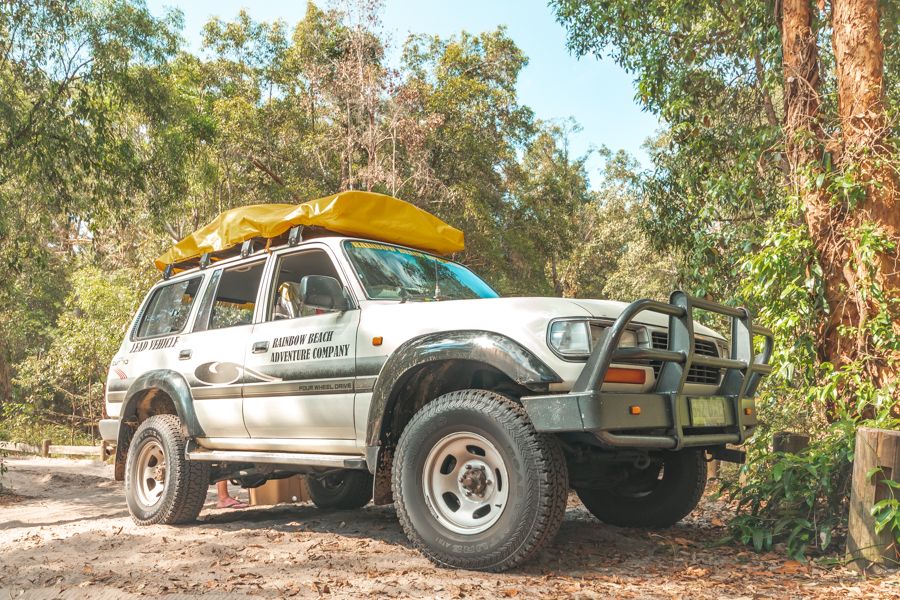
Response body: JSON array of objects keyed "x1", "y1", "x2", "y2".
[{"x1": 398, "y1": 288, "x2": 433, "y2": 303}]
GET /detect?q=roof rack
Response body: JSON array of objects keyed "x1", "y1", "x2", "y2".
[{"x1": 160, "y1": 226, "x2": 338, "y2": 276}]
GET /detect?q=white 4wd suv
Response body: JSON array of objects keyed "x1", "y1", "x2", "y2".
[{"x1": 100, "y1": 192, "x2": 772, "y2": 572}]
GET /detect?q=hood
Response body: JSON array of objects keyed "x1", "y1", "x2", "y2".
[{"x1": 360, "y1": 296, "x2": 724, "y2": 340}]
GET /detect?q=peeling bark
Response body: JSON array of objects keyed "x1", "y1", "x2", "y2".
[
  {"x1": 781, "y1": 0, "x2": 899, "y2": 402},
  {"x1": 781, "y1": 0, "x2": 855, "y2": 370},
  {"x1": 831, "y1": 0, "x2": 900, "y2": 369}
]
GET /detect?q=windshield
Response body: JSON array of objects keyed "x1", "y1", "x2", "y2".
[{"x1": 343, "y1": 241, "x2": 499, "y2": 301}]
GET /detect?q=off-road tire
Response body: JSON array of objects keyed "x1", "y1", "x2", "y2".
[
  {"x1": 125, "y1": 414, "x2": 210, "y2": 525},
  {"x1": 392, "y1": 389, "x2": 568, "y2": 572},
  {"x1": 308, "y1": 470, "x2": 373, "y2": 510},
  {"x1": 575, "y1": 449, "x2": 707, "y2": 528}
]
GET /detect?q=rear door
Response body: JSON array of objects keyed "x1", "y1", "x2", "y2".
[
  {"x1": 242, "y1": 245, "x2": 359, "y2": 443},
  {"x1": 183, "y1": 259, "x2": 267, "y2": 439}
]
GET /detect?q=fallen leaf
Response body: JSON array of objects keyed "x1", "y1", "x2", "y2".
[{"x1": 774, "y1": 560, "x2": 806, "y2": 574}]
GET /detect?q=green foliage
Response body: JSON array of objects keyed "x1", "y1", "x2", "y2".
[
  {"x1": 724, "y1": 416, "x2": 854, "y2": 560},
  {"x1": 724, "y1": 377, "x2": 899, "y2": 561},
  {"x1": 870, "y1": 471, "x2": 900, "y2": 541},
  {"x1": 11, "y1": 265, "x2": 144, "y2": 441},
  {"x1": 1, "y1": 1, "x2": 639, "y2": 442}
]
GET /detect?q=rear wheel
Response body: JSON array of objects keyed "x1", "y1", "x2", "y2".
[
  {"x1": 575, "y1": 449, "x2": 707, "y2": 528},
  {"x1": 392, "y1": 389, "x2": 568, "y2": 572},
  {"x1": 308, "y1": 470, "x2": 373, "y2": 510},
  {"x1": 124, "y1": 414, "x2": 210, "y2": 525}
]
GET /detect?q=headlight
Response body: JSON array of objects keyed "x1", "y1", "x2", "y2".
[
  {"x1": 548, "y1": 320, "x2": 591, "y2": 356},
  {"x1": 548, "y1": 320, "x2": 640, "y2": 358},
  {"x1": 617, "y1": 329, "x2": 638, "y2": 348}
]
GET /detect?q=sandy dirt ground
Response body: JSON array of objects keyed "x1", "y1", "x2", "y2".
[{"x1": 1, "y1": 456, "x2": 899, "y2": 599}]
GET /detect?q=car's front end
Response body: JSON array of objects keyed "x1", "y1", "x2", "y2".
[
  {"x1": 521, "y1": 292, "x2": 773, "y2": 453},
  {"x1": 335, "y1": 237, "x2": 773, "y2": 455}
]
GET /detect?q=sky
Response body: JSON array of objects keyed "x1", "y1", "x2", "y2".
[{"x1": 145, "y1": 0, "x2": 660, "y2": 187}]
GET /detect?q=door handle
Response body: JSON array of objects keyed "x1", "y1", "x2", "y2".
[
  {"x1": 252, "y1": 341, "x2": 269, "y2": 354},
  {"x1": 178, "y1": 349, "x2": 192, "y2": 360}
]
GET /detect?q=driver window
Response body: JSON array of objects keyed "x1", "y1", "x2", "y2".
[{"x1": 270, "y1": 249, "x2": 341, "y2": 321}]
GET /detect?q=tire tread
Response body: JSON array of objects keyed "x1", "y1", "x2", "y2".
[
  {"x1": 392, "y1": 389, "x2": 568, "y2": 572},
  {"x1": 126, "y1": 414, "x2": 209, "y2": 526}
]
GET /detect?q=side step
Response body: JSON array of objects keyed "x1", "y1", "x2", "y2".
[{"x1": 186, "y1": 448, "x2": 367, "y2": 470}]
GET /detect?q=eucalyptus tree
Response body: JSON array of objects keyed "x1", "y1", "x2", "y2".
[{"x1": 552, "y1": 0, "x2": 899, "y2": 406}]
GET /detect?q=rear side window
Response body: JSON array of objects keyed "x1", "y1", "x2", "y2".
[
  {"x1": 202, "y1": 261, "x2": 266, "y2": 331},
  {"x1": 134, "y1": 277, "x2": 202, "y2": 339}
]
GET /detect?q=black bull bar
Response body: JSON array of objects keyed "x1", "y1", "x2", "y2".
[{"x1": 522, "y1": 291, "x2": 774, "y2": 450}]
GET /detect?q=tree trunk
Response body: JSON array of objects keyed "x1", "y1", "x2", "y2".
[
  {"x1": 831, "y1": 0, "x2": 900, "y2": 387},
  {"x1": 781, "y1": 0, "x2": 899, "y2": 407},
  {"x1": 780, "y1": 0, "x2": 856, "y2": 373}
]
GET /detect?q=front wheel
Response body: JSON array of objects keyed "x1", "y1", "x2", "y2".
[
  {"x1": 124, "y1": 414, "x2": 210, "y2": 525},
  {"x1": 575, "y1": 449, "x2": 707, "y2": 528},
  {"x1": 392, "y1": 389, "x2": 568, "y2": 572}
]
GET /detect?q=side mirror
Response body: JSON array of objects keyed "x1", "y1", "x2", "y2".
[{"x1": 298, "y1": 275, "x2": 351, "y2": 312}]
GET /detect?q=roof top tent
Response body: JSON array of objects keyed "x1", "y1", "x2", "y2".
[{"x1": 155, "y1": 190, "x2": 465, "y2": 275}]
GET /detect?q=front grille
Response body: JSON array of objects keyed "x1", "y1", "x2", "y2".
[{"x1": 650, "y1": 332, "x2": 722, "y2": 385}]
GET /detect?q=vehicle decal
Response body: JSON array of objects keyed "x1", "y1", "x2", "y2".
[
  {"x1": 129, "y1": 335, "x2": 179, "y2": 353},
  {"x1": 240, "y1": 359, "x2": 357, "y2": 382},
  {"x1": 268, "y1": 329, "x2": 351, "y2": 363},
  {"x1": 242, "y1": 377, "x2": 357, "y2": 397},
  {"x1": 193, "y1": 361, "x2": 282, "y2": 386}
]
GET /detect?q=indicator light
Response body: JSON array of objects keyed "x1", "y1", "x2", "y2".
[{"x1": 603, "y1": 367, "x2": 646, "y2": 384}]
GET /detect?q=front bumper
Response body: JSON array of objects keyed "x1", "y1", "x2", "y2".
[{"x1": 522, "y1": 292, "x2": 773, "y2": 450}]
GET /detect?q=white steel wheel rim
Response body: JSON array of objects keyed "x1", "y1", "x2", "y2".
[
  {"x1": 133, "y1": 439, "x2": 167, "y2": 508},
  {"x1": 421, "y1": 431, "x2": 510, "y2": 535}
]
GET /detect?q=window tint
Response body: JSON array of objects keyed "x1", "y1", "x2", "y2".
[
  {"x1": 135, "y1": 277, "x2": 202, "y2": 339},
  {"x1": 270, "y1": 249, "x2": 341, "y2": 321},
  {"x1": 205, "y1": 261, "x2": 266, "y2": 330}
]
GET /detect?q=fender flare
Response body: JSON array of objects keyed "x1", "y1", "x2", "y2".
[
  {"x1": 113, "y1": 369, "x2": 201, "y2": 481},
  {"x1": 119, "y1": 369, "x2": 204, "y2": 437},
  {"x1": 364, "y1": 330, "x2": 561, "y2": 447}
]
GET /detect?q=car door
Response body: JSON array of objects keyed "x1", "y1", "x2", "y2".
[
  {"x1": 242, "y1": 245, "x2": 360, "y2": 444},
  {"x1": 182, "y1": 259, "x2": 267, "y2": 440}
]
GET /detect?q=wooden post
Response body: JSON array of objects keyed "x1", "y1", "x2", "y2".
[
  {"x1": 773, "y1": 431, "x2": 810, "y2": 454},
  {"x1": 847, "y1": 427, "x2": 900, "y2": 572},
  {"x1": 41, "y1": 439, "x2": 51, "y2": 458}
]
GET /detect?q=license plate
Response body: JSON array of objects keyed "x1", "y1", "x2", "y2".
[{"x1": 690, "y1": 397, "x2": 727, "y2": 427}]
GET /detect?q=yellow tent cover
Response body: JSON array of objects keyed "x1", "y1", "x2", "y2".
[{"x1": 155, "y1": 190, "x2": 465, "y2": 270}]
